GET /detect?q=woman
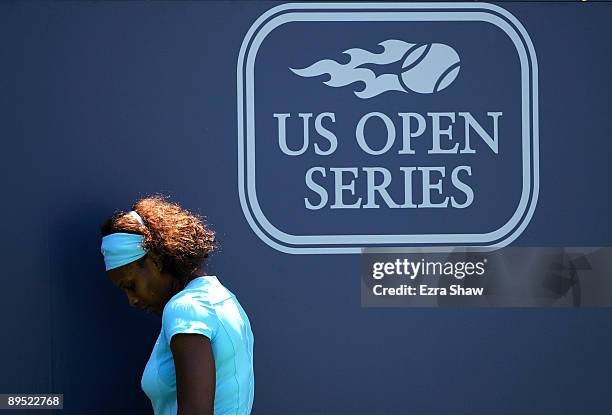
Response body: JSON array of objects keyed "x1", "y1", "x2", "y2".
[{"x1": 100, "y1": 196, "x2": 254, "y2": 415}]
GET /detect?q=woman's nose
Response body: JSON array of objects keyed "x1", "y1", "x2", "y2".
[{"x1": 128, "y1": 294, "x2": 139, "y2": 308}]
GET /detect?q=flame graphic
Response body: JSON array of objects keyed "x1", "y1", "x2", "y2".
[{"x1": 290, "y1": 39, "x2": 461, "y2": 99}]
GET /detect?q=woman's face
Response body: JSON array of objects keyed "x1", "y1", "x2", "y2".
[{"x1": 108, "y1": 254, "x2": 174, "y2": 316}]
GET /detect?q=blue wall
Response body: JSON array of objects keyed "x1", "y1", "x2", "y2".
[{"x1": 1, "y1": 2, "x2": 611, "y2": 414}]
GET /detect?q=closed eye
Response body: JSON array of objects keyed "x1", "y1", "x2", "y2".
[{"x1": 119, "y1": 282, "x2": 134, "y2": 291}]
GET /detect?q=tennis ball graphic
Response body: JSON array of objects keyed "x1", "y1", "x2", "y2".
[
  {"x1": 290, "y1": 39, "x2": 461, "y2": 98},
  {"x1": 399, "y1": 43, "x2": 461, "y2": 94}
]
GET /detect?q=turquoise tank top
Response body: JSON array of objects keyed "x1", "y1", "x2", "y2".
[{"x1": 141, "y1": 276, "x2": 254, "y2": 415}]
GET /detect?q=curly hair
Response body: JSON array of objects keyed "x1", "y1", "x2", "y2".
[{"x1": 100, "y1": 195, "x2": 216, "y2": 280}]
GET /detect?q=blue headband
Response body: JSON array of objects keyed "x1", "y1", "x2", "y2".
[{"x1": 101, "y1": 211, "x2": 147, "y2": 271}]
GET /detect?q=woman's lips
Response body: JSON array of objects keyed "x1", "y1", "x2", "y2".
[{"x1": 141, "y1": 305, "x2": 159, "y2": 315}]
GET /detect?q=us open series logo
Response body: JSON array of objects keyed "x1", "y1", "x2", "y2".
[{"x1": 238, "y1": 3, "x2": 539, "y2": 254}]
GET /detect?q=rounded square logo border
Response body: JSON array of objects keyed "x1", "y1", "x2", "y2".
[{"x1": 238, "y1": 2, "x2": 539, "y2": 254}]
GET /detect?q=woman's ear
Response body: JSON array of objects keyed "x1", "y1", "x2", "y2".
[{"x1": 146, "y1": 252, "x2": 163, "y2": 272}]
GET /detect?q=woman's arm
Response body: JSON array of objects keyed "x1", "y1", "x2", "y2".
[{"x1": 170, "y1": 333, "x2": 216, "y2": 415}]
